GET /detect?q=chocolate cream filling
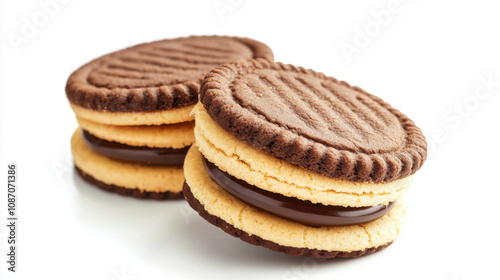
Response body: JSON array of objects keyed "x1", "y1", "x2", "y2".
[
  {"x1": 82, "y1": 130, "x2": 189, "y2": 166},
  {"x1": 202, "y1": 156, "x2": 395, "y2": 227}
]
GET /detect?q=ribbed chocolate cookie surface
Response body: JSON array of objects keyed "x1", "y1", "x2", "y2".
[
  {"x1": 200, "y1": 59, "x2": 427, "y2": 183},
  {"x1": 66, "y1": 36, "x2": 274, "y2": 112}
]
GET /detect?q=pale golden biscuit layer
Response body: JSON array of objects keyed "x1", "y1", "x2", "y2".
[
  {"x1": 71, "y1": 128, "x2": 184, "y2": 193},
  {"x1": 193, "y1": 103, "x2": 412, "y2": 207},
  {"x1": 184, "y1": 146, "x2": 405, "y2": 252},
  {"x1": 77, "y1": 117, "x2": 194, "y2": 148},
  {"x1": 71, "y1": 103, "x2": 195, "y2": 126}
]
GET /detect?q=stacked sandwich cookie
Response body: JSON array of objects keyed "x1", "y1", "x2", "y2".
[
  {"x1": 67, "y1": 36, "x2": 274, "y2": 199},
  {"x1": 183, "y1": 59, "x2": 427, "y2": 257}
]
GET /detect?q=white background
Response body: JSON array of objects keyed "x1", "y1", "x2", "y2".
[{"x1": 1, "y1": 0, "x2": 500, "y2": 279}]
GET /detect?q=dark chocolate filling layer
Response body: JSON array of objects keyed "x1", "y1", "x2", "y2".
[
  {"x1": 202, "y1": 156, "x2": 395, "y2": 227},
  {"x1": 82, "y1": 130, "x2": 189, "y2": 166}
]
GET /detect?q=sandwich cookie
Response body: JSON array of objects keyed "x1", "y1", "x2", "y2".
[
  {"x1": 183, "y1": 59, "x2": 427, "y2": 257},
  {"x1": 67, "y1": 36, "x2": 274, "y2": 199}
]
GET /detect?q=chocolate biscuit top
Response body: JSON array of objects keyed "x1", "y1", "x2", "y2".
[
  {"x1": 200, "y1": 59, "x2": 427, "y2": 183},
  {"x1": 66, "y1": 36, "x2": 274, "y2": 112}
]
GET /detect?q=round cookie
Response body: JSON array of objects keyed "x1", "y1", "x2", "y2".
[
  {"x1": 66, "y1": 36, "x2": 274, "y2": 198},
  {"x1": 184, "y1": 59, "x2": 427, "y2": 257},
  {"x1": 200, "y1": 59, "x2": 426, "y2": 183},
  {"x1": 66, "y1": 36, "x2": 274, "y2": 123}
]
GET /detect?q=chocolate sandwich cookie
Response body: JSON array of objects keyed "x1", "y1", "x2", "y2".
[
  {"x1": 67, "y1": 36, "x2": 274, "y2": 199},
  {"x1": 183, "y1": 59, "x2": 426, "y2": 257}
]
